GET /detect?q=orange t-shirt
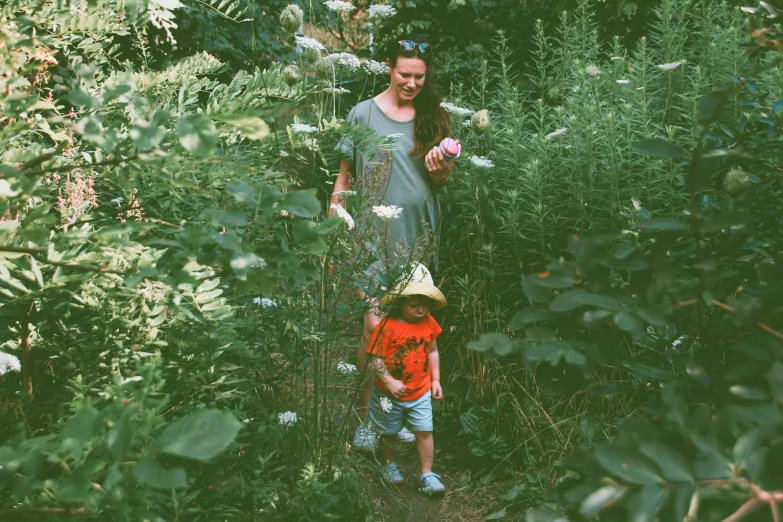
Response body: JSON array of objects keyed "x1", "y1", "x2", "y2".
[{"x1": 367, "y1": 315, "x2": 442, "y2": 402}]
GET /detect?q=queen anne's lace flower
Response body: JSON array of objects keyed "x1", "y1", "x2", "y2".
[
  {"x1": 610, "y1": 56, "x2": 623, "y2": 61},
  {"x1": 471, "y1": 109, "x2": 490, "y2": 135},
  {"x1": 658, "y1": 61, "x2": 683, "y2": 71},
  {"x1": 290, "y1": 123, "x2": 318, "y2": 133},
  {"x1": 111, "y1": 197, "x2": 124, "y2": 204},
  {"x1": 323, "y1": 87, "x2": 351, "y2": 95},
  {"x1": 545, "y1": 128, "x2": 568, "y2": 140},
  {"x1": 585, "y1": 65, "x2": 601, "y2": 77},
  {"x1": 380, "y1": 397, "x2": 393, "y2": 413},
  {"x1": 278, "y1": 411, "x2": 298, "y2": 427},
  {"x1": 372, "y1": 205, "x2": 403, "y2": 220},
  {"x1": 0, "y1": 352, "x2": 21, "y2": 376},
  {"x1": 295, "y1": 35, "x2": 325, "y2": 52},
  {"x1": 279, "y1": 4, "x2": 304, "y2": 33},
  {"x1": 362, "y1": 60, "x2": 388, "y2": 75},
  {"x1": 330, "y1": 203, "x2": 355, "y2": 230},
  {"x1": 323, "y1": 52, "x2": 360, "y2": 72},
  {"x1": 440, "y1": 102, "x2": 474, "y2": 116},
  {"x1": 368, "y1": 4, "x2": 396, "y2": 17},
  {"x1": 337, "y1": 361, "x2": 357, "y2": 374},
  {"x1": 325, "y1": 0, "x2": 356, "y2": 12},
  {"x1": 616, "y1": 79, "x2": 629, "y2": 84},
  {"x1": 254, "y1": 297, "x2": 278, "y2": 307},
  {"x1": 469, "y1": 156, "x2": 494, "y2": 168}
]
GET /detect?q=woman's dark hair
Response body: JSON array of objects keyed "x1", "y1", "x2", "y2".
[{"x1": 382, "y1": 33, "x2": 451, "y2": 160}]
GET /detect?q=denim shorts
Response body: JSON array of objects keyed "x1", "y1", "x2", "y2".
[{"x1": 368, "y1": 384, "x2": 433, "y2": 435}]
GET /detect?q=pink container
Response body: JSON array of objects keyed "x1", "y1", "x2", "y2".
[{"x1": 439, "y1": 138, "x2": 461, "y2": 164}]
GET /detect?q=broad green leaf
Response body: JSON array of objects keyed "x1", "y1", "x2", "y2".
[
  {"x1": 62, "y1": 406, "x2": 97, "y2": 443},
  {"x1": 686, "y1": 359, "x2": 710, "y2": 387},
  {"x1": 549, "y1": 289, "x2": 623, "y2": 313},
  {"x1": 130, "y1": 120, "x2": 164, "y2": 150},
  {"x1": 109, "y1": 406, "x2": 137, "y2": 460},
  {"x1": 624, "y1": 362, "x2": 676, "y2": 382},
  {"x1": 460, "y1": 411, "x2": 482, "y2": 438},
  {"x1": 213, "y1": 114, "x2": 270, "y2": 140},
  {"x1": 277, "y1": 191, "x2": 321, "y2": 218},
  {"x1": 595, "y1": 445, "x2": 663, "y2": 485},
  {"x1": 579, "y1": 484, "x2": 625, "y2": 517},
  {"x1": 133, "y1": 459, "x2": 188, "y2": 489},
  {"x1": 522, "y1": 277, "x2": 553, "y2": 303},
  {"x1": 633, "y1": 138, "x2": 688, "y2": 160},
  {"x1": 466, "y1": 333, "x2": 516, "y2": 359},
  {"x1": 696, "y1": 94, "x2": 725, "y2": 125},
  {"x1": 177, "y1": 114, "x2": 217, "y2": 156},
  {"x1": 633, "y1": 218, "x2": 689, "y2": 232},
  {"x1": 508, "y1": 309, "x2": 561, "y2": 329},
  {"x1": 637, "y1": 441, "x2": 693, "y2": 482},
  {"x1": 155, "y1": 409, "x2": 242, "y2": 460}
]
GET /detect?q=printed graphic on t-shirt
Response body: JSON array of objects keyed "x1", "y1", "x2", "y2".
[{"x1": 386, "y1": 335, "x2": 430, "y2": 384}]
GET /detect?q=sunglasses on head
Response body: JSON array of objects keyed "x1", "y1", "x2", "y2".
[{"x1": 399, "y1": 40, "x2": 432, "y2": 55}]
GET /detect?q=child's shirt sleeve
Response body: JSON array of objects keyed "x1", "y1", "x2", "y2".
[
  {"x1": 426, "y1": 315, "x2": 443, "y2": 341},
  {"x1": 366, "y1": 319, "x2": 392, "y2": 356}
]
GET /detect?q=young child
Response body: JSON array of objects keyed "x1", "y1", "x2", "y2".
[{"x1": 366, "y1": 264, "x2": 447, "y2": 495}]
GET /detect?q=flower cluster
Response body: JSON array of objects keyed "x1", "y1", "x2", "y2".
[
  {"x1": 295, "y1": 35, "x2": 325, "y2": 62},
  {"x1": 323, "y1": 87, "x2": 351, "y2": 95},
  {"x1": 658, "y1": 60, "x2": 683, "y2": 71},
  {"x1": 471, "y1": 109, "x2": 490, "y2": 135},
  {"x1": 279, "y1": 4, "x2": 304, "y2": 33},
  {"x1": 440, "y1": 102, "x2": 474, "y2": 116},
  {"x1": 0, "y1": 352, "x2": 21, "y2": 376},
  {"x1": 585, "y1": 65, "x2": 601, "y2": 77},
  {"x1": 469, "y1": 156, "x2": 494, "y2": 168},
  {"x1": 290, "y1": 123, "x2": 318, "y2": 134},
  {"x1": 325, "y1": 0, "x2": 356, "y2": 12},
  {"x1": 282, "y1": 64, "x2": 301, "y2": 86},
  {"x1": 278, "y1": 411, "x2": 298, "y2": 427},
  {"x1": 362, "y1": 60, "x2": 388, "y2": 75},
  {"x1": 323, "y1": 52, "x2": 360, "y2": 72},
  {"x1": 337, "y1": 361, "x2": 357, "y2": 374},
  {"x1": 545, "y1": 127, "x2": 568, "y2": 140},
  {"x1": 253, "y1": 297, "x2": 278, "y2": 308},
  {"x1": 372, "y1": 205, "x2": 403, "y2": 220},
  {"x1": 330, "y1": 203, "x2": 356, "y2": 230},
  {"x1": 368, "y1": 4, "x2": 396, "y2": 18},
  {"x1": 616, "y1": 79, "x2": 629, "y2": 84},
  {"x1": 380, "y1": 397, "x2": 393, "y2": 413}
]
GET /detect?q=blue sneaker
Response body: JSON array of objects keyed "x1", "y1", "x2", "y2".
[
  {"x1": 352, "y1": 424, "x2": 377, "y2": 452},
  {"x1": 418, "y1": 472, "x2": 446, "y2": 495},
  {"x1": 381, "y1": 463, "x2": 405, "y2": 485}
]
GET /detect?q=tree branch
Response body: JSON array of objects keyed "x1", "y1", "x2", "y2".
[
  {"x1": 675, "y1": 298, "x2": 783, "y2": 342},
  {"x1": 720, "y1": 498, "x2": 761, "y2": 522},
  {"x1": 0, "y1": 246, "x2": 125, "y2": 275}
]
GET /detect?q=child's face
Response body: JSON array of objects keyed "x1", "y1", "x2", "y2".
[{"x1": 400, "y1": 296, "x2": 430, "y2": 323}]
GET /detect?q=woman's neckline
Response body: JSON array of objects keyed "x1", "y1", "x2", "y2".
[{"x1": 370, "y1": 98, "x2": 414, "y2": 124}]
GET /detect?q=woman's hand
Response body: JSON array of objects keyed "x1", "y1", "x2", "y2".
[{"x1": 424, "y1": 146, "x2": 452, "y2": 185}]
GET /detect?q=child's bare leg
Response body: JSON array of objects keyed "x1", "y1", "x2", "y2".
[
  {"x1": 380, "y1": 434, "x2": 397, "y2": 464},
  {"x1": 415, "y1": 431, "x2": 434, "y2": 474},
  {"x1": 355, "y1": 291, "x2": 382, "y2": 421}
]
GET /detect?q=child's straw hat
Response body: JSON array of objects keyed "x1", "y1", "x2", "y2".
[{"x1": 381, "y1": 263, "x2": 447, "y2": 311}]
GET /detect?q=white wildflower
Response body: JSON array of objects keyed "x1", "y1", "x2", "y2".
[
  {"x1": 572, "y1": 85, "x2": 581, "y2": 92},
  {"x1": 121, "y1": 376, "x2": 143, "y2": 385},
  {"x1": 469, "y1": 156, "x2": 494, "y2": 168},
  {"x1": 632, "y1": 197, "x2": 642, "y2": 211},
  {"x1": 111, "y1": 197, "x2": 124, "y2": 204},
  {"x1": 295, "y1": 35, "x2": 326, "y2": 52},
  {"x1": 658, "y1": 61, "x2": 682, "y2": 72},
  {"x1": 672, "y1": 336, "x2": 685, "y2": 347},
  {"x1": 278, "y1": 411, "x2": 298, "y2": 427},
  {"x1": 262, "y1": 298, "x2": 277, "y2": 308},
  {"x1": 545, "y1": 127, "x2": 568, "y2": 140},
  {"x1": 324, "y1": 52, "x2": 360, "y2": 72},
  {"x1": 462, "y1": 120, "x2": 472, "y2": 127},
  {"x1": 325, "y1": 0, "x2": 356, "y2": 11},
  {"x1": 290, "y1": 123, "x2": 318, "y2": 134},
  {"x1": 323, "y1": 87, "x2": 351, "y2": 95},
  {"x1": 636, "y1": 86, "x2": 645, "y2": 91},
  {"x1": 380, "y1": 397, "x2": 393, "y2": 413},
  {"x1": 616, "y1": 79, "x2": 630, "y2": 84},
  {"x1": 333, "y1": 468, "x2": 342, "y2": 481},
  {"x1": 362, "y1": 60, "x2": 388, "y2": 75},
  {"x1": 333, "y1": 190, "x2": 357, "y2": 197},
  {"x1": 372, "y1": 205, "x2": 404, "y2": 220},
  {"x1": 610, "y1": 56, "x2": 623, "y2": 61},
  {"x1": 279, "y1": 150, "x2": 290, "y2": 157},
  {"x1": 302, "y1": 137, "x2": 319, "y2": 150},
  {"x1": 585, "y1": 65, "x2": 601, "y2": 77},
  {"x1": 0, "y1": 352, "x2": 21, "y2": 376},
  {"x1": 330, "y1": 203, "x2": 355, "y2": 230},
  {"x1": 337, "y1": 361, "x2": 357, "y2": 374},
  {"x1": 440, "y1": 102, "x2": 474, "y2": 116},
  {"x1": 368, "y1": 4, "x2": 396, "y2": 17}
]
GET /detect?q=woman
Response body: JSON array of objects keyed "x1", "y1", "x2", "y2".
[{"x1": 332, "y1": 34, "x2": 453, "y2": 451}]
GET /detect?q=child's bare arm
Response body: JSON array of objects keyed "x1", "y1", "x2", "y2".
[{"x1": 429, "y1": 339, "x2": 443, "y2": 400}]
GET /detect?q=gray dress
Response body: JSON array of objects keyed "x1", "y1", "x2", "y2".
[{"x1": 336, "y1": 99, "x2": 441, "y2": 270}]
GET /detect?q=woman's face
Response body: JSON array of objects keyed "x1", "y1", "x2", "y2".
[{"x1": 386, "y1": 56, "x2": 427, "y2": 102}]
